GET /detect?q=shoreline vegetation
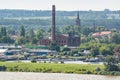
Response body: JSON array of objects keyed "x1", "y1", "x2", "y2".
[{"x1": 0, "y1": 62, "x2": 120, "y2": 76}]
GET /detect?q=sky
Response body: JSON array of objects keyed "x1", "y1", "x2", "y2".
[{"x1": 0, "y1": 0, "x2": 119, "y2": 11}]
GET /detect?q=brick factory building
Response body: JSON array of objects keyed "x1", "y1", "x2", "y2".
[{"x1": 39, "y1": 5, "x2": 80, "y2": 47}]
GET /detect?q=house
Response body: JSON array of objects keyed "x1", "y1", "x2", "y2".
[
  {"x1": 79, "y1": 50, "x2": 91, "y2": 56},
  {"x1": 0, "y1": 49, "x2": 8, "y2": 57},
  {"x1": 92, "y1": 31, "x2": 111, "y2": 37}
]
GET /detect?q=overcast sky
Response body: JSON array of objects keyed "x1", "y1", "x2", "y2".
[{"x1": 0, "y1": 0, "x2": 119, "y2": 11}]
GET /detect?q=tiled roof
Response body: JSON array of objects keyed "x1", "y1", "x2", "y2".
[{"x1": 92, "y1": 31, "x2": 111, "y2": 37}]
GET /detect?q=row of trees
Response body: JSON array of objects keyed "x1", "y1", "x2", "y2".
[
  {"x1": 79, "y1": 42, "x2": 115, "y2": 57},
  {"x1": 16, "y1": 26, "x2": 46, "y2": 45},
  {"x1": 0, "y1": 26, "x2": 47, "y2": 45},
  {"x1": 0, "y1": 27, "x2": 14, "y2": 43}
]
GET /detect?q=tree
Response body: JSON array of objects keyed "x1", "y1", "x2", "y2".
[
  {"x1": 20, "y1": 26, "x2": 25, "y2": 37},
  {"x1": 61, "y1": 47, "x2": 71, "y2": 52},
  {"x1": 113, "y1": 45, "x2": 120, "y2": 58},
  {"x1": 16, "y1": 37, "x2": 26, "y2": 45},
  {"x1": 81, "y1": 27, "x2": 91, "y2": 36},
  {"x1": 0, "y1": 27, "x2": 7, "y2": 37},
  {"x1": 3, "y1": 27, "x2": 7, "y2": 36},
  {"x1": 0, "y1": 36, "x2": 14, "y2": 43},
  {"x1": 104, "y1": 56, "x2": 119, "y2": 71},
  {"x1": 36, "y1": 29, "x2": 45, "y2": 40},
  {"x1": 29, "y1": 29, "x2": 35, "y2": 38},
  {"x1": 111, "y1": 32, "x2": 120, "y2": 44},
  {"x1": 7, "y1": 29, "x2": 16, "y2": 35},
  {"x1": 49, "y1": 41, "x2": 60, "y2": 52},
  {"x1": 91, "y1": 47, "x2": 99, "y2": 57},
  {"x1": 30, "y1": 38, "x2": 38, "y2": 44},
  {"x1": 62, "y1": 25, "x2": 74, "y2": 34},
  {"x1": 99, "y1": 46, "x2": 113, "y2": 56}
]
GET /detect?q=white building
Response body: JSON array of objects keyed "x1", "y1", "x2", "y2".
[{"x1": 0, "y1": 49, "x2": 8, "y2": 57}]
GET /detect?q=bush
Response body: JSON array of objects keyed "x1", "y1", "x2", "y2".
[
  {"x1": 105, "y1": 64, "x2": 119, "y2": 71},
  {"x1": 31, "y1": 59, "x2": 37, "y2": 63},
  {"x1": 60, "y1": 61, "x2": 64, "y2": 64},
  {"x1": 95, "y1": 67, "x2": 101, "y2": 72},
  {"x1": 104, "y1": 56, "x2": 120, "y2": 71},
  {"x1": 98, "y1": 71, "x2": 120, "y2": 76},
  {"x1": 86, "y1": 70, "x2": 92, "y2": 74},
  {"x1": 44, "y1": 60, "x2": 46, "y2": 63},
  {"x1": 0, "y1": 65, "x2": 6, "y2": 71},
  {"x1": 54, "y1": 61, "x2": 58, "y2": 64}
]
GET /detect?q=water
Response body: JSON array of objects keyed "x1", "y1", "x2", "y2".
[
  {"x1": 65, "y1": 61, "x2": 103, "y2": 64},
  {"x1": 6, "y1": 60, "x2": 103, "y2": 64},
  {"x1": 0, "y1": 72, "x2": 120, "y2": 80}
]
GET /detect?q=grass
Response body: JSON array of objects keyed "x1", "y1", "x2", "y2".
[{"x1": 0, "y1": 62, "x2": 104, "y2": 74}]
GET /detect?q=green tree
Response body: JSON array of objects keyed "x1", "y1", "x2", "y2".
[
  {"x1": 3, "y1": 27, "x2": 7, "y2": 36},
  {"x1": 20, "y1": 26, "x2": 25, "y2": 37},
  {"x1": 29, "y1": 29, "x2": 35, "y2": 38},
  {"x1": 30, "y1": 38, "x2": 38, "y2": 44},
  {"x1": 62, "y1": 25, "x2": 73, "y2": 34},
  {"x1": 111, "y1": 32, "x2": 120, "y2": 44},
  {"x1": 7, "y1": 29, "x2": 16, "y2": 35},
  {"x1": 113, "y1": 45, "x2": 120, "y2": 58},
  {"x1": 36, "y1": 29, "x2": 45, "y2": 40},
  {"x1": 91, "y1": 47, "x2": 99, "y2": 57},
  {"x1": 104, "y1": 56, "x2": 119, "y2": 71},
  {"x1": 16, "y1": 37, "x2": 26, "y2": 45},
  {"x1": 0, "y1": 27, "x2": 7, "y2": 37},
  {"x1": 0, "y1": 36, "x2": 14, "y2": 43},
  {"x1": 49, "y1": 41, "x2": 60, "y2": 52},
  {"x1": 81, "y1": 27, "x2": 91, "y2": 36},
  {"x1": 61, "y1": 47, "x2": 71, "y2": 52},
  {"x1": 99, "y1": 46, "x2": 113, "y2": 55}
]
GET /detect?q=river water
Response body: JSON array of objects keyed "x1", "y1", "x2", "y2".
[
  {"x1": 0, "y1": 72, "x2": 120, "y2": 80},
  {"x1": 6, "y1": 60, "x2": 104, "y2": 64}
]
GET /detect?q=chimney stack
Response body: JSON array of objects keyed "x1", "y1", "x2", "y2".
[{"x1": 51, "y1": 5, "x2": 56, "y2": 42}]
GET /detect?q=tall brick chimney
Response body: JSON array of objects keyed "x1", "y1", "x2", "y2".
[{"x1": 51, "y1": 5, "x2": 56, "y2": 42}]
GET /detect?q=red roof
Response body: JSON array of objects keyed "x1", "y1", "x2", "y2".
[{"x1": 92, "y1": 31, "x2": 111, "y2": 37}]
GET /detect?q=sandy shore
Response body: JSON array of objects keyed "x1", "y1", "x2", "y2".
[{"x1": 0, "y1": 72, "x2": 120, "y2": 80}]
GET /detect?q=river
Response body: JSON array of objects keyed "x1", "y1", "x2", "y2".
[
  {"x1": 0, "y1": 72, "x2": 120, "y2": 80},
  {"x1": 6, "y1": 60, "x2": 104, "y2": 64}
]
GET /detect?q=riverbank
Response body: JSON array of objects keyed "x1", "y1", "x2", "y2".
[
  {"x1": 0, "y1": 72, "x2": 120, "y2": 80},
  {"x1": 0, "y1": 62, "x2": 120, "y2": 76},
  {"x1": 0, "y1": 62, "x2": 104, "y2": 74}
]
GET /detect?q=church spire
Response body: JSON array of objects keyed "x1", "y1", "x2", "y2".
[
  {"x1": 77, "y1": 11, "x2": 79, "y2": 19},
  {"x1": 76, "y1": 11, "x2": 81, "y2": 26}
]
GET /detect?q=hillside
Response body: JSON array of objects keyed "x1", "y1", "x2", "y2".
[{"x1": 0, "y1": 9, "x2": 120, "y2": 30}]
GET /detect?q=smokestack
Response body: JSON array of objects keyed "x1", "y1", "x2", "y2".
[{"x1": 51, "y1": 5, "x2": 56, "y2": 41}]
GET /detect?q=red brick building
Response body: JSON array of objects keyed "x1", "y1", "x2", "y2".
[
  {"x1": 39, "y1": 5, "x2": 80, "y2": 47},
  {"x1": 39, "y1": 33, "x2": 80, "y2": 47}
]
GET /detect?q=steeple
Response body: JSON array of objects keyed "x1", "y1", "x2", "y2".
[
  {"x1": 77, "y1": 11, "x2": 79, "y2": 19},
  {"x1": 76, "y1": 11, "x2": 81, "y2": 26},
  {"x1": 93, "y1": 20, "x2": 96, "y2": 33}
]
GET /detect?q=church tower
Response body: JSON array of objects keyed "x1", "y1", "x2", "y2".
[{"x1": 76, "y1": 11, "x2": 81, "y2": 26}]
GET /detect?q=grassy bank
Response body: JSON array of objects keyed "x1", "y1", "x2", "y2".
[
  {"x1": 0, "y1": 62, "x2": 104, "y2": 74},
  {"x1": 0, "y1": 62, "x2": 120, "y2": 75}
]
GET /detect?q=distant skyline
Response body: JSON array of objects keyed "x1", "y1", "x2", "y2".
[{"x1": 0, "y1": 0, "x2": 119, "y2": 11}]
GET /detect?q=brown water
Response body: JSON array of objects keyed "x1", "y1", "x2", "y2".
[{"x1": 0, "y1": 72, "x2": 120, "y2": 80}]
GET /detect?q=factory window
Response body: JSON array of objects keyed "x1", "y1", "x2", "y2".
[{"x1": 64, "y1": 41, "x2": 66, "y2": 43}]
